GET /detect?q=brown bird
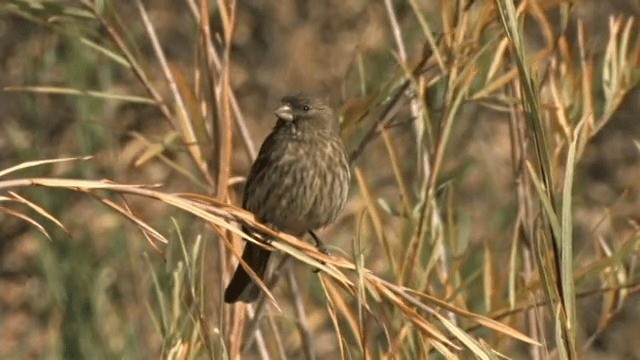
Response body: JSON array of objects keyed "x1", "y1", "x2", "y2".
[{"x1": 224, "y1": 93, "x2": 350, "y2": 303}]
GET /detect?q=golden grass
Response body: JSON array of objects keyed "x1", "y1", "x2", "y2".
[{"x1": 2, "y1": 0, "x2": 640, "y2": 358}]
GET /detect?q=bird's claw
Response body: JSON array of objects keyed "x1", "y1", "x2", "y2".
[{"x1": 312, "y1": 242, "x2": 331, "y2": 273}]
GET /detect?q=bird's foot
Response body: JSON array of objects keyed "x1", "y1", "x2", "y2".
[{"x1": 309, "y1": 231, "x2": 331, "y2": 273}]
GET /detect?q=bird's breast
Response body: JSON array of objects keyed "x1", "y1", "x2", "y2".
[{"x1": 243, "y1": 132, "x2": 349, "y2": 236}]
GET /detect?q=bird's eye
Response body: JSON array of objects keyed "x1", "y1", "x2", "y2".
[{"x1": 303, "y1": 105, "x2": 310, "y2": 112}]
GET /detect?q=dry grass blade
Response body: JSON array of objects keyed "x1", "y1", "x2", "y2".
[
  {"x1": 130, "y1": 132, "x2": 178, "y2": 166},
  {"x1": 385, "y1": 324, "x2": 411, "y2": 359},
  {"x1": 186, "y1": 0, "x2": 257, "y2": 161},
  {"x1": 0, "y1": 206, "x2": 53, "y2": 240},
  {"x1": 434, "y1": 312, "x2": 490, "y2": 360},
  {"x1": 495, "y1": 0, "x2": 555, "y2": 199},
  {"x1": 80, "y1": 0, "x2": 174, "y2": 123},
  {"x1": 213, "y1": 0, "x2": 237, "y2": 200},
  {"x1": 79, "y1": 37, "x2": 131, "y2": 68},
  {"x1": 265, "y1": 311, "x2": 287, "y2": 359},
  {"x1": 319, "y1": 276, "x2": 347, "y2": 359},
  {"x1": 558, "y1": 121, "x2": 585, "y2": 349},
  {"x1": 90, "y1": 192, "x2": 168, "y2": 245},
  {"x1": 6, "y1": 0, "x2": 640, "y2": 358},
  {"x1": 0, "y1": 156, "x2": 93, "y2": 178},
  {"x1": 495, "y1": 0, "x2": 578, "y2": 342},
  {"x1": 354, "y1": 167, "x2": 396, "y2": 272},
  {"x1": 379, "y1": 278, "x2": 539, "y2": 346},
  {"x1": 134, "y1": 0, "x2": 211, "y2": 186},
  {"x1": 524, "y1": 162, "x2": 561, "y2": 242},
  {"x1": 323, "y1": 275, "x2": 367, "y2": 352},
  {"x1": 286, "y1": 270, "x2": 315, "y2": 360},
  {"x1": 8, "y1": 191, "x2": 69, "y2": 235},
  {"x1": 483, "y1": 240, "x2": 494, "y2": 311},
  {"x1": 381, "y1": 128, "x2": 412, "y2": 217},
  {"x1": 370, "y1": 278, "x2": 456, "y2": 349},
  {"x1": 575, "y1": 234, "x2": 640, "y2": 283},
  {"x1": 407, "y1": 0, "x2": 445, "y2": 72},
  {"x1": 3, "y1": 86, "x2": 156, "y2": 104},
  {"x1": 129, "y1": 132, "x2": 209, "y2": 191}
]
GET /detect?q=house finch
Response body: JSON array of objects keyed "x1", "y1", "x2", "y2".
[{"x1": 224, "y1": 93, "x2": 350, "y2": 303}]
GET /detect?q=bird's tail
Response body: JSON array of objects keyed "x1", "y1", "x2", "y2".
[{"x1": 224, "y1": 241, "x2": 272, "y2": 303}]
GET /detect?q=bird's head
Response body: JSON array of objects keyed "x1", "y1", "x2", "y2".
[{"x1": 275, "y1": 93, "x2": 339, "y2": 133}]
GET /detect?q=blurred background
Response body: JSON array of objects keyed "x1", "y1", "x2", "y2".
[{"x1": 1, "y1": 0, "x2": 640, "y2": 358}]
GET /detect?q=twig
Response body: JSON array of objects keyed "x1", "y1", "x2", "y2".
[
  {"x1": 134, "y1": 0, "x2": 214, "y2": 187},
  {"x1": 288, "y1": 269, "x2": 316, "y2": 360},
  {"x1": 80, "y1": 0, "x2": 173, "y2": 123}
]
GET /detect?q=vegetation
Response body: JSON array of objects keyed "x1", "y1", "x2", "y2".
[{"x1": 1, "y1": 0, "x2": 639, "y2": 358}]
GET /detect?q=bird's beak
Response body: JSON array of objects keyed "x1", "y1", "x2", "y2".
[{"x1": 275, "y1": 104, "x2": 293, "y2": 121}]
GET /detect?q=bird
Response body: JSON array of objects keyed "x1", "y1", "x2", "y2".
[{"x1": 223, "y1": 93, "x2": 350, "y2": 303}]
